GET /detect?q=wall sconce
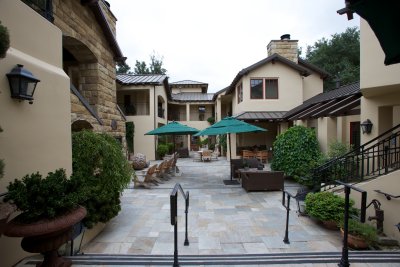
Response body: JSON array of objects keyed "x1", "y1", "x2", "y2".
[
  {"x1": 360, "y1": 119, "x2": 373, "y2": 134},
  {"x1": 6, "y1": 64, "x2": 40, "y2": 104}
]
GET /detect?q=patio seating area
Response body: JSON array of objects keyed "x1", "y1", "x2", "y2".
[{"x1": 82, "y1": 155, "x2": 345, "y2": 257}]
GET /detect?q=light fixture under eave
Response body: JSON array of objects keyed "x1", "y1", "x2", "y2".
[
  {"x1": 6, "y1": 64, "x2": 40, "y2": 104},
  {"x1": 360, "y1": 119, "x2": 373, "y2": 134}
]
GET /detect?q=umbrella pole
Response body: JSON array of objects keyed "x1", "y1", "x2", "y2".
[
  {"x1": 173, "y1": 135, "x2": 176, "y2": 154},
  {"x1": 229, "y1": 133, "x2": 232, "y2": 181}
]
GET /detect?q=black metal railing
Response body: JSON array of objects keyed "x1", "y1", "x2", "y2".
[
  {"x1": 336, "y1": 181, "x2": 367, "y2": 267},
  {"x1": 170, "y1": 183, "x2": 189, "y2": 267},
  {"x1": 22, "y1": 0, "x2": 54, "y2": 22},
  {"x1": 313, "y1": 123, "x2": 400, "y2": 189}
]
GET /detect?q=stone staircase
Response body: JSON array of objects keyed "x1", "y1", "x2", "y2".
[{"x1": 17, "y1": 251, "x2": 400, "y2": 266}]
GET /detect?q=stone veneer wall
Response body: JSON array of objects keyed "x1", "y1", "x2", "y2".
[
  {"x1": 267, "y1": 40, "x2": 298, "y2": 63},
  {"x1": 52, "y1": 0, "x2": 126, "y2": 140}
]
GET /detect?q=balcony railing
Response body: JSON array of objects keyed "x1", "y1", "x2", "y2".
[
  {"x1": 313, "y1": 123, "x2": 400, "y2": 189},
  {"x1": 22, "y1": 0, "x2": 54, "y2": 22}
]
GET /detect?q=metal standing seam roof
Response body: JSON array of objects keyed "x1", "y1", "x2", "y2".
[
  {"x1": 170, "y1": 80, "x2": 208, "y2": 86},
  {"x1": 171, "y1": 92, "x2": 214, "y2": 102},
  {"x1": 116, "y1": 74, "x2": 168, "y2": 85},
  {"x1": 234, "y1": 111, "x2": 287, "y2": 121},
  {"x1": 283, "y1": 82, "x2": 361, "y2": 120}
]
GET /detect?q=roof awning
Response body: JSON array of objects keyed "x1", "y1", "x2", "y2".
[
  {"x1": 234, "y1": 111, "x2": 286, "y2": 122},
  {"x1": 338, "y1": 0, "x2": 400, "y2": 65},
  {"x1": 287, "y1": 94, "x2": 361, "y2": 120}
]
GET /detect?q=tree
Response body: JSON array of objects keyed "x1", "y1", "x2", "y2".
[
  {"x1": 134, "y1": 60, "x2": 150, "y2": 74},
  {"x1": 305, "y1": 27, "x2": 360, "y2": 91},
  {"x1": 116, "y1": 61, "x2": 133, "y2": 74},
  {"x1": 134, "y1": 51, "x2": 167, "y2": 75}
]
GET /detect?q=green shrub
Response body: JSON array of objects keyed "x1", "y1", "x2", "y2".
[
  {"x1": 71, "y1": 131, "x2": 132, "y2": 228},
  {"x1": 218, "y1": 135, "x2": 227, "y2": 154},
  {"x1": 328, "y1": 140, "x2": 351, "y2": 159},
  {"x1": 207, "y1": 117, "x2": 215, "y2": 125},
  {"x1": 5, "y1": 169, "x2": 79, "y2": 223},
  {"x1": 166, "y1": 142, "x2": 174, "y2": 153},
  {"x1": 0, "y1": 21, "x2": 10, "y2": 58},
  {"x1": 125, "y1": 122, "x2": 134, "y2": 153},
  {"x1": 271, "y1": 126, "x2": 322, "y2": 183},
  {"x1": 157, "y1": 143, "x2": 169, "y2": 158},
  {"x1": 305, "y1": 191, "x2": 356, "y2": 223},
  {"x1": 340, "y1": 219, "x2": 378, "y2": 245}
]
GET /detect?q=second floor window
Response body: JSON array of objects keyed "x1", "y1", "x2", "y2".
[
  {"x1": 250, "y1": 79, "x2": 263, "y2": 99},
  {"x1": 250, "y1": 78, "x2": 278, "y2": 99}
]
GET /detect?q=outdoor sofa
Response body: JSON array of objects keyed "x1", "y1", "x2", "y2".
[
  {"x1": 241, "y1": 171, "x2": 284, "y2": 192},
  {"x1": 231, "y1": 158, "x2": 260, "y2": 178}
]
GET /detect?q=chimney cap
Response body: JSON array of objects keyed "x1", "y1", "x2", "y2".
[{"x1": 280, "y1": 34, "x2": 291, "y2": 40}]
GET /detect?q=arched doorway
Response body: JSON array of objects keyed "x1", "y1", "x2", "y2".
[{"x1": 71, "y1": 120, "x2": 94, "y2": 132}]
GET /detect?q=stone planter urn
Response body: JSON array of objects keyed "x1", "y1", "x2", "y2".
[{"x1": 4, "y1": 206, "x2": 87, "y2": 267}]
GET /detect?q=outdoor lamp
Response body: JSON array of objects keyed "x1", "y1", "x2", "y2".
[
  {"x1": 6, "y1": 64, "x2": 40, "y2": 104},
  {"x1": 360, "y1": 119, "x2": 373, "y2": 134}
]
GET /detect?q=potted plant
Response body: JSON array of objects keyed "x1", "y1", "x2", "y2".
[
  {"x1": 3, "y1": 169, "x2": 87, "y2": 267},
  {"x1": 305, "y1": 191, "x2": 357, "y2": 230},
  {"x1": 340, "y1": 219, "x2": 378, "y2": 249}
]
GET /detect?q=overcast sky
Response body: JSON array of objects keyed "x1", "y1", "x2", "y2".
[{"x1": 107, "y1": 0, "x2": 359, "y2": 93}]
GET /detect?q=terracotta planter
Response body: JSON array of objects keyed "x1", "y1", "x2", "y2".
[
  {"x1": 4, "y1": 206, "x2": 87, "y2": 267},
  {"x1": 340, "y1": 228, "x2": 369, "y2": 249},
  {"x1": 322, "y1": 220, "x2": 338, "y2": 230}
]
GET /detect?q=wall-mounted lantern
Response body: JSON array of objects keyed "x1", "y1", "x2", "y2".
[
  {"x1": 6, "y1": 64, "x2": 40, "y2": 104},
  {"x1": 360, "y1": 119, "x2": 373, "y2": 134}
]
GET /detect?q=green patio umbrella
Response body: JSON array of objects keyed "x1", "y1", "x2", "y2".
[
  {"x1": 194, "y1": 117, "x2": 267, "y2": 184},
  {"x1": 145, "y1": 121, "x2": 199, "y2": 154}
]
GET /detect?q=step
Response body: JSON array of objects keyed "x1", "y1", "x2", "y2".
[{"x1": 18, "y1": 251, "x2": 400, "y2": 266}]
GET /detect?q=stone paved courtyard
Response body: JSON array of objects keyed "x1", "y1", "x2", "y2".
[{"x1": 82, "y1": 157, "x2": 344, "y2": 256}]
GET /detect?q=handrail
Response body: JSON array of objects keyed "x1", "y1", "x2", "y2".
[
  {"x1": 170, "y1": 183, "x2": 189, "y2": 267},
  {"x1": 312, "y1": 123, "x2": 400, "y2": 190},
  {"x1": 317, "y1": 123, "x2": 400, "y2": 171},
  {"x1": 282, "y1": 190, "x2": 296, "y2": 244},
  {"x1": 374, "y1": 190, "x2": 400, "y2": 200},
  {"x1": 336, "y1": 181, "x2": 367, "y2": 267}
]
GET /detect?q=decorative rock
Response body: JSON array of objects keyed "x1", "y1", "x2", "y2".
[{"x1": 132, "y1": 153, "x2": 148, "y2": 170}]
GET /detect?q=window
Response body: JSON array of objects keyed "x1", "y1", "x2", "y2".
[
  {"x1": 265, "y1": 79, "x2": 278, "y2": 99},
  {"x1": 250, "y1": 78, "x2": 279, "y2": 99},
  {"x1": 250, "y1": 79, "x2": 263, "y2": 99},
  {"x1": 237, "y1": 83, "x2": 243, "y2": 103}
]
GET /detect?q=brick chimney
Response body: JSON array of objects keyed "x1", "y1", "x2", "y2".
[{"x1": 267, "y1": 34, "x2": 298, "y2": 63}]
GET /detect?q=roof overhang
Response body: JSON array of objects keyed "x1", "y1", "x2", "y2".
[
  {"x1": 234, "y1": 111, "x2": 287, "y2": 122},
  {"x1": 338, "y1": 0, "x2": 400, "y2": 65}
]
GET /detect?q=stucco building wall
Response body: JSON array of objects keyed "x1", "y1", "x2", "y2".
[{"x1": 0, "y1": 1, "x2": 72, "y2": 266}]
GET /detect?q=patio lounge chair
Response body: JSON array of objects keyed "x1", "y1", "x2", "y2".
[
  {"x1": 202, "y1": 150, "x2": 212, "y2": 161},
  {"x1": 193, "y1": 151, "x2": 202, "y2": 162},
  {"x1": 133, "y1": 164, "x2": 160, "y2": 188},
  {"x1": 144, "y1": 164, "x2": 164, "y2": 184}
]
